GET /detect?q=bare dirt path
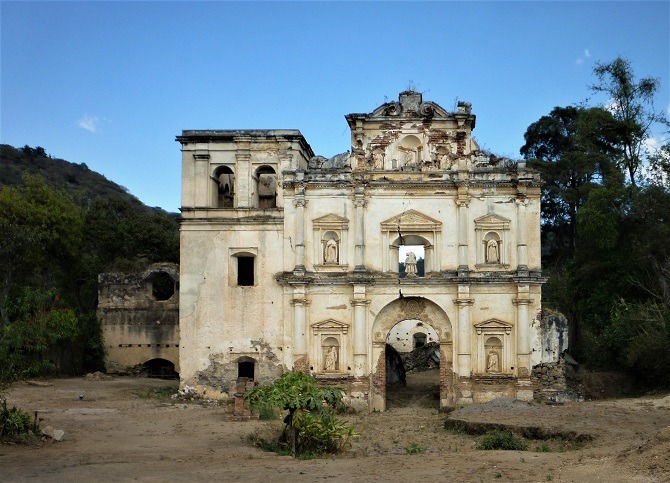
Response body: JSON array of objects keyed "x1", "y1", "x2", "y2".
[{"x1": 1, "y1": 373, "x2": 669, "y2": 482}]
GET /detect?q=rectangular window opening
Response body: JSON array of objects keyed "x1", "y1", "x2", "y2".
[{"x1": 237, "y1": 256, "x2": 255, "y2": 286}]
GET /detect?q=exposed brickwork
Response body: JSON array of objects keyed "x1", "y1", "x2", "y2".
[
  {"x1": 223, "y1": 377, "x2": 259, "y2": 421},
  {"x1": 372, "y1": 348, "x2": 386, "y2": 405}
]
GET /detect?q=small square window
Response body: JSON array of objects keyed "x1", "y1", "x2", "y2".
[{"x1": 237, "y1": 256, "x2": 254, "y2": 286}]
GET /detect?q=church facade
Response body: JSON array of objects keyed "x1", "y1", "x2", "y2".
[{"x1": 177, "y1": 91, "x2": 547, "y2": 410}]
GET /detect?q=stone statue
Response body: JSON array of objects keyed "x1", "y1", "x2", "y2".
[
  {"x1": 405, "y1": 252, "x2": 417, "y2": 276},
  {"x1": 324, "y1": 238, "x2": 338, "y2": 264},
  {"x1": 372, "y1": 150, "x2": 384, "y2": 170},
  {"x1": 486, "y1": 239, "x2": 499, "y2": 263},
  {"x1": 487, "y1": 350, "x2": 500, "y2": 372},
  {"x1": 325, "y1": 346, "x2": 338, "y2": 371}
]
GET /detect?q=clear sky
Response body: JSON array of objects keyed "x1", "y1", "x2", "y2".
[{"x1": 2, "y1": 1, "x2": 668, "y2": 212}]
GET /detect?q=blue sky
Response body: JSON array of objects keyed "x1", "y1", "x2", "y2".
[{"x1": 2, "y1": 1, "x2": 668, "y2": 212}]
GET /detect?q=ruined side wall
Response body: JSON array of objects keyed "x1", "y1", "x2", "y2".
[{"x1": 98, "y1": 264, "x2": 180, "y2": 373}]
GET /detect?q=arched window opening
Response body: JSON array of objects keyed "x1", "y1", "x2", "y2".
[
  {"x1": 413, "y1": 332, "x2": 427, "y2": 349},
  {"x1": 255, "y1": 166, "x2": 277, "y2": 209},
  {"x1": 399, "y1": 244, "x2": 425, "y2": 277},
  {"x1": 237, "y1": 256, "x2": 254, "y2": 286},
  {"x1": 238, "y1": 360, "x2": 255, "y2": 379},
  {"x1": 148, "y1": 272, "x2": 175, "y2": 301},
  {"x1": 213, "y1": 166, "x2": 235, "y2": 208}
]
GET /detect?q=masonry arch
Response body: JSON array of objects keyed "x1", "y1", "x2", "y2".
[
  {"x1": 254, "y1": 165, "x2": 277, "y2": 208},
  {"x1": 212, "y1": 165, "x2": 235, "y2": 208},
  {"x1": 370, "y1": 297, "x2": 453, "y2": 411},
  {"x1": 144, "y1": 358, "x2": 179, "y2": 379},
  {"x1": 390, "y1": 234, "x2": 432, "y2": 277}
]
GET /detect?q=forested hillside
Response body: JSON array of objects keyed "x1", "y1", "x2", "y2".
[{"x1": 0, "y1": 145, "x2": 179, "y2": 382}]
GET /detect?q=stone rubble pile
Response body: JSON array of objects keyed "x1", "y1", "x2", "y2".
[{"x1": 403, "y1": 342, "x2": 440, "y2": 372}]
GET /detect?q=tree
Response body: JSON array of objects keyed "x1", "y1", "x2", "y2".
[
  {"x1": 244, "y1": 372, "x2": 355, "y2": 457},
  {"x1": 521, "y1": 106, "x2": 622, "y2": 262},
  {"x1": 591, "y1": 57, "x2": 669, "y2": 187},
  {"x1": 0, "y1": 288, "x2": 79, "y2": 383},
  {"x1": 0, "y1": 175, "x2": 84, "y2": 301}
]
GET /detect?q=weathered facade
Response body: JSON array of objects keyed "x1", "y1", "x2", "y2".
[
  {"x1": 177, "y1": 91, "x2": 548, "y2": 410},
  {"x1": 99, "y1": 263, "x2": 180, "y2": 376}
]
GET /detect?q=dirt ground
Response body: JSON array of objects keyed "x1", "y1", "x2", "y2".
[{"x1": 2, "y1": 371, "x2": 670, "y2": 482}]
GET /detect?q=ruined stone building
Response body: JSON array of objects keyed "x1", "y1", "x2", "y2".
[
  {"x1": 177, "y1": 91, "x2": 549, "y2": 410},
  {"x1": 99, "y1": 263, "x2": 180, "y2": 377}
]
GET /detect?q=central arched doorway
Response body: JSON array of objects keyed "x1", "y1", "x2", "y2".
[
  {"x1": 370, "y1": 297, "x2": 453, "y2": 411},
  {"x1": 385, "y1": 319, "x2": 441, "y2": 409}
]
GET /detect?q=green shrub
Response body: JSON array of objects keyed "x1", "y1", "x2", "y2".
[
  {"x1": 405, "y1": 443, "x2": 424, "y2": 454},
  {"x1": 476, "y1": 430, "x2": 528, "y2": 451},
  {"x1": 0, "y1": 398, "x2": 36, "y2": 440},
  {"x1": 245, "y1": 372, "x2": 357, "y2": 457}
]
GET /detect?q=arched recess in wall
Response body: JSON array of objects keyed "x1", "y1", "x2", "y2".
[
  {"x1": 212, "y1": 165, "x2": 235, "y2": 208},
  {"x1": 255, "y1": 165, "x2": 277, "y2": 209}
]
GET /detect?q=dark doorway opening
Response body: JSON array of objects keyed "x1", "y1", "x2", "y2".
[
  {"x1": 238, "y1": 361, "x2": 255, "y2": 379},
  {"x1": 144, "y1": 358, "x2": 179, "y2": 379}
]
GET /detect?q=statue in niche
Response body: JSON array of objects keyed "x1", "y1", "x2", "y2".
[
  {"x1": 486, "y1": 239, "x2": 500, "y2": 263},
  {"x1": 487, "y1": 350, "x2": 500, "y2": 372},
  {"x1": 324, "y1": 238, "x2": 338, "y2": 264},
  {"x1": 405, "y1": 252, "x2": 418, "y2": 276},
  {"x1": 324, "y1": 346, "x2": 338, "y2": 371},
  {"x1": 372, "y1": 149, "x2": 384, "y2": 170}
]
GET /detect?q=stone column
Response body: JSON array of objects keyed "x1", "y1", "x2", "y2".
[
  {"x1": 516, "y1": 198, "x2": 529, "y2": 270},
  {"x1": 454, "y1": 285, "x2": 474, "y2": 377},
  {"x1": 294, "y1": 186, "x2": 306, "y2": 273},
  {"x1": 292, "y1": 286, "x2": 308, "y2": 370},
  {"x1": 354, "y1": 187, "x2": 366, "y2": 271},
  {"x1": 193, "y1": 151, "x2": 210, "y2": 208},
  {"x1": 351, "y1": 284, "x2": 369, "y2": 377},
  {"x1": 514, "y1": 284, "x2": 532, "y2": 378},
  {"x1": 235, "y1": 149, "x2": 251, "y2": 208},
  {"x1": 456, "y1": 197, "x2": 469, "y2": 273}
]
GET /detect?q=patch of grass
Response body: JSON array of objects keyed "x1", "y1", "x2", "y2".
[
  {"x1": 535, "y1": 444, "x2": 551, "y2": 452},
  {"x1": 476, "y1": 430, "x2": 528, "y2": 451},
  {"x1": 136, "y1": 386, "x2": 176, "y2": 400},
  {"x1": 405, "y1": 442, "x2": 425, "y2": 454}
]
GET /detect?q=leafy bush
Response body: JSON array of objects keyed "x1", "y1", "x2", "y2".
[
  {"x1": 0, "y1": 398, "x2": 36, "y2": 440},
  {"x1": 245, "y1": 372, "x2": 357, "y2": 457},
  {"x1": 476, "y1": 430, "x2": 528, "y2": 451}
]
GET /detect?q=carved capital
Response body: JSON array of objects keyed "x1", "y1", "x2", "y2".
[
  {"x1": 512, "y1": 298, "x2": 532, "y2": 306},
  {"x1": 291, "y1": 298, "x2": 310, "y2": 306},
  {"x1": 515, "y1": 197, "x2": 529, "y2": 207},
  {"x1": 453, "y1": 298, "x2": 474, "y2": 307},
  {"x1": 350, "y1": 299, "x2": 371, "y2": 307},
  {"x1": 456, "y1": 198, "x2": 470, "y2": 208}
]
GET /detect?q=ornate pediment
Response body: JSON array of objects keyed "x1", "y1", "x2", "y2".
[
  {"x1": 475, "y1": 319, "x2": 513, "y2": 335},
  {"x1": 312, "y1": 319, "x2": 349, "y2": 333},
  {"x1": 381, "y1": 209, "x2": 442, "y2": 231},
  {"x1": 312, "y1": 213, "x2": 349, "y2": 230},
  {"x1": 474, "y1": 213, "x2": 511, "y2": 231}
]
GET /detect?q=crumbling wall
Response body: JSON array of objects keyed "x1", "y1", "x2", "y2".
[
  {"x1": 98, "y1": 263, "x2": 179, "y2": 374},
  {"x1": 540, "y1": 310, "x2": 569, "y2": 363},
  {"x1": 532, "y1": 353, "x2": 583, "y2": 403}
]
